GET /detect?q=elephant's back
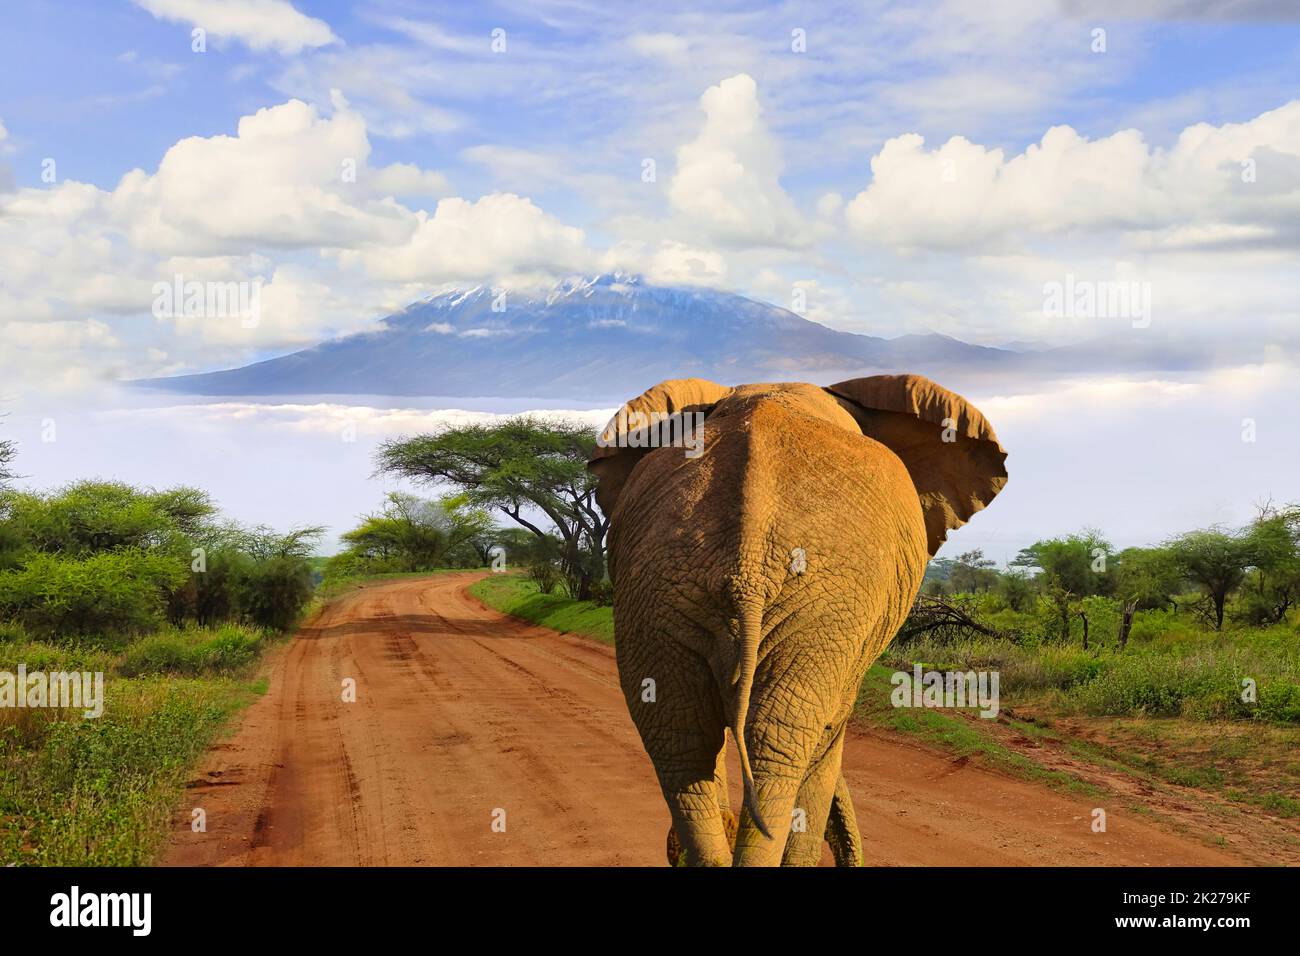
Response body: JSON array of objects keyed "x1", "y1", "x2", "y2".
[{"x1": 609, "y1": 398, "x2": 928, "y2": 659}]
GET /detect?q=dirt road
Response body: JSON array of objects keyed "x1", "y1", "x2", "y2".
[{"x1": 164, "y1": 573, "x2": 1240, "y2": 866}]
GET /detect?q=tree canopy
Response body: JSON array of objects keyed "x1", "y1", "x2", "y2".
[
  {"x1": 336, "y1": 492, "x2": 493, "y2": 573},
  {"x1": 1164, "y1": 527, "x2": 1254, "y2": 631},
  {"x1": 376, "y1": 416, "x2": 607, "y2": 597}
]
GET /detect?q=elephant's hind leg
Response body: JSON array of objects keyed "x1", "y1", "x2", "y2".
[
  {"x1": 657, "y1": 735, "x2": 733, "y2": 866},
  {"x1": 825, "y1": 772, "x2": 864, "y2": 867},
  {"x1": 665, "y1": 729, "x2": 739, "y2": 863},
  {"x1": 779, "y1": 725, "x2": 847, "y2": 866},
  {"x1": 624, "y1": 642, "x2": 732, "y2": 866}
]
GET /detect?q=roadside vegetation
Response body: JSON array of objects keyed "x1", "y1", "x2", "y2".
[
  {"x1": 0, "y1": 446, "x2": 321, "y2": 865},
  {"x1": 470, "y1": 572, "x2": 614, "y2": 645},
  {"x1": 322, "y1": 491, "x2": 494, "y2": 586},
  {"x1": 909, "y1": 514, "x2": 1300, "y2": 724}
]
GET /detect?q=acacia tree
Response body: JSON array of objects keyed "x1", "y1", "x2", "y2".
[
  {"x1": 1013, "y1": 530, "x2": 1114, "y2": 643},
  {"x1": 1165, "y1": 527, "x2": 1253, "y2": 631},
  {"x1": 1240, "y1": 503, "x2": 1300, "y2": 624},
  {"x1": 376, "y1": 417, "x2": 608, "y2": 599},
  {"x1": 948, "y1": 550, "x2": 998, "y2": 593},
  {"x1": 340, "y1": 492, "x2": 492, "y2": 571},
  {"x1": 1112, "y1": 546, "x2": 1181, "y2": 648}
]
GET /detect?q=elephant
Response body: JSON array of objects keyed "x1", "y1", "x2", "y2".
[{"x1": 587, "y1": 374, "x2": 1007, "y2": 866}]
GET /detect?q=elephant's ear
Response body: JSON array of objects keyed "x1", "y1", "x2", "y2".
[
  {"x1": 826, "y1": 374, "x2": 1007, "y2": 557},
  {"x1": 588, "y1": 378, "x2": 732, "y2": 516}
]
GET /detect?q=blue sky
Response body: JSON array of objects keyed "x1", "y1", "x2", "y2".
[
  {"x1": 4, "y1": 3, "x2": 1297, "y2": 180},
  {"x1": 1, "y1": 0, "x2": 1299, "y2": 558},
  {"x1": 3, "y1": 0, "x2": 1298, "y2": 375}
]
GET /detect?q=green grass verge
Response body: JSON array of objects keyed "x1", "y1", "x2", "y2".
[
  {"x1": 885, "y1": 628, "x2": 1300, "y2": 723},
  {"x1": 851, "y1": 663, "x2": 1100, "y2": 796},
  {"x1": 468, "y1": 573, "x2": 614, "y2": 645},
  {"x1": 0, "y1": 621, "x2": 284, "y2": 866}
]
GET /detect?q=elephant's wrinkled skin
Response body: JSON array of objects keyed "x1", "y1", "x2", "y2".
[{"x1": 588, "y1": 375, "x2": 1007, "y2": 866}]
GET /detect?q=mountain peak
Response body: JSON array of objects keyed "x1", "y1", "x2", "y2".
[{"x1": 136, "y1": 276, "x2": 1014, "y2": 401}]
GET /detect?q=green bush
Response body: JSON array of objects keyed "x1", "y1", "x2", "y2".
[
  {"x1": 0, "y1": 549, "x2": 186, "y2": 640},
  {"x1": 1257, "y1": 681, "x2": 1300, "y2": 722},
  {"x1": 190, "y1": 551, "x2": 247, "y2": 626},
  {"x1": 117, "y1": 624, "x2": 264, "y2": 677},
  {"x1": 1127, "y1": 608, "x2": 1186, "y2": 645},
  {"x1": 527, "y1": 558, "x2": 561, "y2": 595},
  {"x1": 239, "y1": 556, "x2": 314, "y2": 631},
  {"x1": 1, "y1": 481, "x2": 211, "y2": 556}
]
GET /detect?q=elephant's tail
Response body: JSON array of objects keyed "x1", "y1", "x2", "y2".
[{"x1": 731, "y1": 596, "x2": 771, "y2": 840}]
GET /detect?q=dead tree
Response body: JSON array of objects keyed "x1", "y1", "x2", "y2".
[{"x1": 897, "y1": 595, "x2": 1007, "y2": 644}]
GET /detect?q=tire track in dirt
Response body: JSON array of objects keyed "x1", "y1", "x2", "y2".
[{"x1": 163, "y1": 573, "x2": 1243, "y2": 866}]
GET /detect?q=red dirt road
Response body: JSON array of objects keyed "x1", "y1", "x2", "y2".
[{"x1": 164, "y1": 573, "x2": 1240, "y2": 866}]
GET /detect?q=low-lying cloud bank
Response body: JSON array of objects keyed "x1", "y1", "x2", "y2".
[{"x1": 4, "y1": 366, "x2": 1295, "y2": 563}]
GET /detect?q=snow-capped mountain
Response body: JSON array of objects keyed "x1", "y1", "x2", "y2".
[{"x1": 139, "y1": 273, "x2": 1017, "y2": 401}]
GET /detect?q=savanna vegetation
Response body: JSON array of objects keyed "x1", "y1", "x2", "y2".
[
  {"x1": 910, "y1": 511, "x2": 1300, "y2": 722},
  {"x1": 322, "y1": 491, "x2": 494, "y2": 584},
  {"x1": 0, "y1": 438, "x2": 322, "y2": 865}
]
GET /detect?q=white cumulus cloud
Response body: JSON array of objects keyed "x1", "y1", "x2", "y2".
[
  {"x1": 668, "y1": 74, "x2": 807, "y2": 248},
  {"x1": 131, "y1": 0, "x2": 338, "y2": 55},
  {"x1": 345, "y1": 192, "x2": 592, "y2": 284},
  {"x1": 846, "y1": 100, "x2": 1300, "y2": 251}
]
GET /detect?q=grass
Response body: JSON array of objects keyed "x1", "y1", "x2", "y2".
[
  {"x1": 0, "y1": 620, "x2": 285, "y2": 866},
  {"x1": 877, "y1": 627, "x2": 1300, "y2": 825},
  {"x1": 851, "y1": 663, "x2": 1100, "y2": 796},
  {"x1": 883, "y1": 629, "x2": 1300, "y2": 723},
  {"x1": 468, "y1": 573, "x2": 615, "y2": 645},
  {"x1": 1058, "y1": 715, "x2": 1300, "y2": 820},
  {"x1": 0, "y1": 675, "x2": 261, "y2": 865}
]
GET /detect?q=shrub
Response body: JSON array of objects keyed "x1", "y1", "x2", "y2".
[
  {"x1": 239, "y1": 556, "x2": 314, "y2": 632},
  {"x1": 1, "y1": 481, "x2": 212, "y2": 556},
  {"x1": 527, "y1": 558, "x2": 561, "y2": 595},
  {"x1": 996, "y1": 572, "x2": 1035, "y2": 612},
  {"x1": 1126, "y1": 608, "x2": 1194, "y2": 646},
  {"x1": 0, "y1": 549, "x2": 186, "y2": 640},
  {"x1": 191, "y1": 550, "x2": 249, "y2": 626},
  {"x1": 117, "y1": 624, "x2": 264, "y2": 677},
  {"x1": 1257, "y1": 681, "x2": 1300, "y2": 723},
  {"x1": 1079, "y1": 595, "x2": 1120, "y2": 646},
  {"x1": 1230, "y1": 588, "x2": 1288, "y2": 627}
]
